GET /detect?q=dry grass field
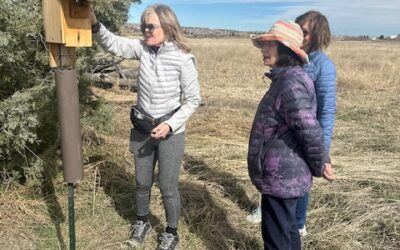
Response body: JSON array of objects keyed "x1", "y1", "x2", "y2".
[{"x1": 1, "y1": 38, "x2": 400, "y2": 249}]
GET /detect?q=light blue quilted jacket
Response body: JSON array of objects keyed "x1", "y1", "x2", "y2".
[{"x1": 303, "y1": 51, "x2": 336, "y2": 157}]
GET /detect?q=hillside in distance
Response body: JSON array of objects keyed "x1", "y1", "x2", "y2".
[
  {"x1": 123, "y1": 23, "x2": 400, "y2": 41},
  {"x1": 123, "y1": 23, "x2": 261, "y2": 38}
]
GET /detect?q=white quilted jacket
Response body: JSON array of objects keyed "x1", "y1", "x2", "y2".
[{"x1": 94, "y1": 24, "x2": 201, "y2": 134}]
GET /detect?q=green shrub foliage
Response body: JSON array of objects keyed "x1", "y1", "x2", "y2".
[{"x1": 0, "y1": 0, "x2": 139, "y2": 183}]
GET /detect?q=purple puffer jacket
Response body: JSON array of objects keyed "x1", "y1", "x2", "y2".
[{"x1": 248, "y1": 66, "x2": 325, "y2": 198}]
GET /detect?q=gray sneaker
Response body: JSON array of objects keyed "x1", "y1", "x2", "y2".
[
  {"x1": 156, "y1": 232, "x2": 179, "y2": 250},
  {"x1": 127, "y1": 220, "x2": 152, "y2": 246}
]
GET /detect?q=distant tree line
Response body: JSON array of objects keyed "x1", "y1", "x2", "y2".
[{"x1": 336, "y1": 34, "x2": 400, "y2": 41}]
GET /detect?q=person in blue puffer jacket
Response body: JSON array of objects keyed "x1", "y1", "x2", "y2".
[
  {"x1": 246, "y1": 12, "x2": 337, "y2": 238},
  {"x1": 295, "y1": 10, "x2": 337, "y2": 236}
]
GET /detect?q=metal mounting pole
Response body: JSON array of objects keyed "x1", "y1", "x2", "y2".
[{"x1": 68, "y1": 183, "x2": 76, "y2": 250}]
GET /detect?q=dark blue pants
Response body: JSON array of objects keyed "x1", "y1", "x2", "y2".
[
  {"x1": 296, "y1": 193, "x2": 309, "y2": 229},
  {"x1": 261, "y1": 194, "x2": 301, "y2": 250}
]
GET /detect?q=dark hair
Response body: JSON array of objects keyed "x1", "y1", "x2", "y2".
[
  {"x1": 275, "y1": 42, "x2": 303, "y2": 67},
  {"x1": 295, "y1": 10, "x2": 331, "y2": 53}
]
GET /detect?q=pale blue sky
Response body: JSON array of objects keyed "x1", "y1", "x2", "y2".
[{"x1": 128, "y1": 0, "x2": 400, "y2": 36}]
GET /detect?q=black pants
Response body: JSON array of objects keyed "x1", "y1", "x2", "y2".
[{"x1": 261, "y1": 194, "x2": 300, "y2": 250}]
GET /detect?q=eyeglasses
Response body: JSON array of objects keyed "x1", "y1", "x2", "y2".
[
  {"x1": 141, "y1": 23, "x2": 161, "y2": 33},
  {"x1": 265, "y1": 41, "x2": 278, "y2": 47},
  {"x1": 257, "y1": 41, "x2": 278, "y2": 48}
]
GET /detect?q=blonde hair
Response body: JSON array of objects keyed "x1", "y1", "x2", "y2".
[{"x1": 141, "y1": 4, "x2": 191, "y2": 52}]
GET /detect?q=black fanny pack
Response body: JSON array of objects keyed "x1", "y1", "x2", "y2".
[{"x1": 130, "y1": 105, "x2": 180, "y2": 133}]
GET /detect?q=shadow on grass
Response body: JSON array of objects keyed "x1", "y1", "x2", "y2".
[
  {"x1": 183, "y1": 154, "x2": 258, "y2": 212},
  {"x1": 87, "y1": 154, "x2": 261, "y2": 248},
  {"x1": 180, "y1": 180, "x2": 261, "y2": 250},
  {"x1": 181, "y1": 155, "x2": 261, "y2": 249},
  {"x1": 93, "y1": 155, "x2": 161, "y2": 229},
  {"x1": 41, "y1": 170, "x2": 67, "y2": 250}
]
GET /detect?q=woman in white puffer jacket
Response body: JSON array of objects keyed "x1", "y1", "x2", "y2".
[{"x1": 91, "y1": 4, "x2": 200, "y2": 250}]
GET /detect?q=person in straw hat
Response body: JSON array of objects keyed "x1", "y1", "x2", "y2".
[
  {"x1": 247, "y1": 20, "x2": 331, "y2": 249},
  {"x1": 246, "y1": 12, "x2": 336, "y2": 239}
]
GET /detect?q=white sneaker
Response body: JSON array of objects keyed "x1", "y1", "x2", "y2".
[
  {"x1": 246, "y1": 207, "x2": 261, "y2": 223},
  {"x1": 299, "y1": 226, "x2": 307, "y2": 237}
]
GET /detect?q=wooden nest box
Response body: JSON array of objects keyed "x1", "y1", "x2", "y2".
[{"x1": 42, "y1": 0, "x2": 92, "y2": 67}]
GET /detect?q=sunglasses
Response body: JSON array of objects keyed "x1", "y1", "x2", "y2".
[{"x1": 141, "y1": 23, "x2": 161, "y2": 33}]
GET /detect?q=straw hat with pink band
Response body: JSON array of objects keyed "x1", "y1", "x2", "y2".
[{"x1": 251, "y1": 20, "x2": 309, "y2": 64}]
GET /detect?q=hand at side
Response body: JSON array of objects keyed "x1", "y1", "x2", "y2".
[{"x1": 322, "y1": 163, "x2": 335, "y2": 181}]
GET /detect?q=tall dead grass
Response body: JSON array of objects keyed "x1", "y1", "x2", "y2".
[{"x1": 1, "y1": 39, "x2": 400, "y2": 249}]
